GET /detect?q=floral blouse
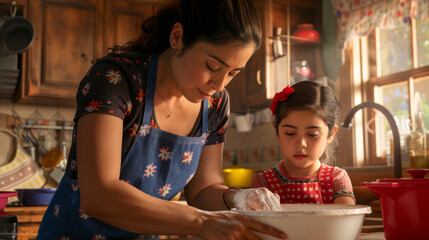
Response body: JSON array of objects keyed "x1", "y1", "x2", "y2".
[{"x1": 65, "y1": 52, "x2": 230, "y2": 179}]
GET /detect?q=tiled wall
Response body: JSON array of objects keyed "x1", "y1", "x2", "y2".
[
  {"x1": 1, "y1": 99, "x2": 284, "y2": 172},
  {"x1": 0, "y1": 99, "x2": 75, "y2": 123},
  {"x1": 0, "y1": 99, "x2": 75, "y2": 165},
  {"x1": 223, "y1": 122, "x2": 283, "y2": 171}
]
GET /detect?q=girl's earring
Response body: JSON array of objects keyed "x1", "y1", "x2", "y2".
[{"x1": 172, "y1": 43, "x2": 176, "y2": 48}]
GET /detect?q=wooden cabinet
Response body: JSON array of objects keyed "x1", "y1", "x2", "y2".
[
  {"x1": 104, "y1": 0, "x2": 164, "y2": 49},
  {"x1": 286, "y1": 0, "x2": 324, "y2": 79},
  {"x1": 0, "y1": 0, "x2": 28, "y2": 100},
  {"x1": 228, "y1": 0, "x2": 323, "y2": 113},
  {"x1": 13, "y1": 0, "x2": 165, "y2": 106},
  {"x1": 17, "y1": 0, "x2": 104, "y2": 106},
  {"x1": 4, "y1": 206, "x2": 47, "y2": 240},
  {"x1": 227, "y1": 0, "x2": 270, "y2": 113},
  {"x1": 3, "y1": 204, "x2": 188, "y2": 240}
]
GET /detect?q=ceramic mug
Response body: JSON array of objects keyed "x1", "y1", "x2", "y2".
[
  {"x1": 226, "y1": 113, "x2": 237, "y2": 128},
  {"x1": 255, "y1": 108, "x2": 273, "y2": 125},
  {"x1": 235, "y1": 113, "x2": 254, "y2": 132}
]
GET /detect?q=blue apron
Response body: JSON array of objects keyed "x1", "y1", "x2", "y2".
[{"x1": 36, "y1": 54, "x2": 208, "y2": 240}]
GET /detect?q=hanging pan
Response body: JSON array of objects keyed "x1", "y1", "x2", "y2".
[{"x1": 0, "y1": 1, "x2": 34, "y2": 57}]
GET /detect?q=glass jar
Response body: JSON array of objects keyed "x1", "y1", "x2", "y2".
[{"x1": 291, "y1": 60, "x2": 311, "y2": 84}]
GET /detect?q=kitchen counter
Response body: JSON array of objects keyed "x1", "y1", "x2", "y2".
[
  {"x1": 160, "y1": 232, "x2": 386, "y2": 240},
  {"x1": 4, "y1": 206, "x2": 47, "y2": 240},
  {"x1": 359, "y1": 232, "x2": 386, "y2": 240},
  {"x1": 3, "y1": 205, "x2": 386, "y2": 240},
  {"x1": 160, "y1": 232, "x2": 385, "y2": 240}
]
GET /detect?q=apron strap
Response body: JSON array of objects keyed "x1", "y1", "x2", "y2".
[
  {"x1": 142, "y1": 54, "x2": 158, "y2": 124},
  {"x1": 202, "y1": 99, "x2": 208, "y2": 133},
  {"x1": 318, "y1": 164, "x2": 335, "y2": 203}
]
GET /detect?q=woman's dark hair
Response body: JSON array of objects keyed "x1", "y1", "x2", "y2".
[
  {"x1": 274, "y1": 81, "x2": 340, "y2": 162},
  {"x1": 118, "y1": 0, "x2": 262, "y2": 54}
]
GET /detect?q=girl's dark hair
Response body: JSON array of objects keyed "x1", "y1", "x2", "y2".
[
  {"x1": 274, "y1": 81, "x2": 340, "y2": 162},
  {"x1": 118, "y1": 0, "x2": 262, "y2": 54}
]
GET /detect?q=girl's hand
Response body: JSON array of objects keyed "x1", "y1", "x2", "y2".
[
  {"x1": 198, "y1": 210, "x2": 287, "y2": 240},
  {"x1": 227, "y1": 187, "x2": 281, "y2": 211}
]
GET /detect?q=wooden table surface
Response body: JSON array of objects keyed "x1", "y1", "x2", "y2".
[
  {"x1": 359, "y1": 232, "x2": 386, "y2": 240},
  {"x1": 4, "y1": 206, "x2": 47, "y2": 240},
  {"x1": 3, "y1": 205, "x2": 386, "y2": 240}
]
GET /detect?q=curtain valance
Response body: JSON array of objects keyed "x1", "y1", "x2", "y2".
[{"x1": 332, "y1": 0, "x2": 429, "y2": 49}]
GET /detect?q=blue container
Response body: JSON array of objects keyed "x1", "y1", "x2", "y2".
[{"x1": 16, "y1": 188, "x2": 56, "y2": 206}]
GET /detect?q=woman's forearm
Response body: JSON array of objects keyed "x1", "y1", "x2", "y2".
[
  {"x1": 185, "y1": 183, "x2": 228, "y2": 211},
  {"x1": 80, "y1": 180, "x2": 205, "y2": 235}
]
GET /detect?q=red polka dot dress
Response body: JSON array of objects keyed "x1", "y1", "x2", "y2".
[{"x1": 251, "y1": 160, "x2": 355, "y2": 204}]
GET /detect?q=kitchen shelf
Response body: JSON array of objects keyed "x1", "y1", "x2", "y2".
[
  {"x1": 269, "y1": 34, "x2": 322, "y2": 45},
  {"x1": 15, "y1": 124, "x2": 73, "y2": 131},
  {"x1": 226, "y1": 0, "x2": 323, "y2": 113}
]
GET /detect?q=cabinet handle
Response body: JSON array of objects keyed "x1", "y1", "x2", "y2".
[{"x1": 256, "y1": 69, "x2": 261, "y2": 85}]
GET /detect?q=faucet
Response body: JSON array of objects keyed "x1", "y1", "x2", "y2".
[{"x1": 342, "y1": 101, "x2": 402, "y2": 178}]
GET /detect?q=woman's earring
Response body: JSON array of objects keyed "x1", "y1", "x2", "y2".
[{"x1": 172, "y1": 43, "x2": 176, "y2": 48}]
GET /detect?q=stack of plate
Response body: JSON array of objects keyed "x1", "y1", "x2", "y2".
[{"x1": 0, "y1": 55, "x2": 19, "y2": 99}]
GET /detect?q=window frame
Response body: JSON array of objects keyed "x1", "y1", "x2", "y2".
[{"x1": 339, "y1": 18, "x2": 429, "y2": 168}]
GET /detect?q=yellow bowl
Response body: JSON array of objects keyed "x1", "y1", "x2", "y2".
[{"x1": 222, "y1": 166, "x2": 256, "y2": 188}]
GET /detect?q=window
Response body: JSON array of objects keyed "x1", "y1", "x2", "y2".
[{"x1": 343, "y1": 18, "x2": 429, "y2": 167}]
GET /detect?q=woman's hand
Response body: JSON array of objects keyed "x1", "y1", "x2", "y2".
[
  {"x1": 226, "y1": 187, "x2": 281, "y2": 211},
  {"x1": 198, "y1": 210, "x2": 287, "y2": 240}
]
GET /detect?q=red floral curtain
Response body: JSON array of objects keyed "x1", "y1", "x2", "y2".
[{"x1": 331, "y1": 0, "x2": 429, "y2": 49}]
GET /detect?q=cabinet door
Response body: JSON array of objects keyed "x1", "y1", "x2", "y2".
[
  {"x1": 226, "y1": 0, "x2": 271, "y2": 113},
  {"x1": 16, "y1": 223, "x2": 39, "y2": 240},
  {"x1": 287, "y1": 0, "x2": 323, "y2": 79},
  {"x1": 242, "y1": 0, "x2": 272, "y2": 111},
  {"x1": 229, "y1": 0, "x2": 323, "y2": 113},
  {"x1": 22, "y1": 0, "x2": 104, "y2": 105},
  {"x1": 104, "y1": 0, "x2": 165, "y2": 49},
  {"x1": 228, "y1": 0, "x2": 272, "y2": 113}
]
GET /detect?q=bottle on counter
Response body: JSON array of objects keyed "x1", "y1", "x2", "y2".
[
  {"x1": 386, "y1": 116, "x2": 410, "y2": 167},
  {"x1": 408, "y1": 93, "x2": 427, "y2": 169}
]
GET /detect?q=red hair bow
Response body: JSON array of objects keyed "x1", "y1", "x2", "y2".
[{"x1": 270, "y1": 85, "x2": 295, "y2": 116}]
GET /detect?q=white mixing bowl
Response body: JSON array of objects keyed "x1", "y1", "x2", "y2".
[{"x1": 235, "y1": 204, "x2": 372, "y2": 240}]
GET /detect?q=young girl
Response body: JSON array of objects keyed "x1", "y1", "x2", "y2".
[{"x1": 251, "y1": 81, "x2": 355, "y2": 205}]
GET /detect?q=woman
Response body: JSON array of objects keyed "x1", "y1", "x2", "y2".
[{"x1": 36, "y1": 0, "x2": 286, "y2": 239}]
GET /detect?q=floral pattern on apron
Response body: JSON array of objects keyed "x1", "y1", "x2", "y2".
[
  {"x1": 36, "y1": 54, "x2": 208, "y2": 240},
  {"x1": 263, "y1": 162, "x2": 334, "y2": 204}
]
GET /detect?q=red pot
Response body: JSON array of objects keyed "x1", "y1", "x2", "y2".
[
  {"x1": 292, "y1": 24, "x2": 320, "y2": 42},
  {"x1": 0, "y1": 191, "x2": 17, "y2": 209},
  {"x1": 361, "y1": 169, "x2": 429, "y2": 240}
]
